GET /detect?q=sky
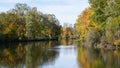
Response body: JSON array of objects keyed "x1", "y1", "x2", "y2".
[{"x1": 0, "y1": 0, "x2": 89, "y2": 26}]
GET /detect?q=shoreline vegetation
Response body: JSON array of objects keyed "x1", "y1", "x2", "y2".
[
  {"x1": 75, "y1": 0, "x2": 120, "y2": 49},
  {"x1": 0, "y1": 3, "x2": 62, "y2": 43},
  {"x1": 1, "y1": 1, "x2": 120, "y2": 50},
  {"x1": 0, "y1": 3, "x2": 77, "y2": 44},
  {"x1": 0, "y1": 38, "x2": 59, "y2": 43}
]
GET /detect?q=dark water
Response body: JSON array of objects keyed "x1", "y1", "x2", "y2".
[{"x1": 0, "y1": 40, "x2": 120, "y2": 68}]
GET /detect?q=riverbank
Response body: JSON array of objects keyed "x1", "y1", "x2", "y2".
[
  {"x1": 0, "y1": 38, "x2": 59, "y2": 44},
  {"x1": 93, "y1": 44, "x2": 120, "y2": 50}
]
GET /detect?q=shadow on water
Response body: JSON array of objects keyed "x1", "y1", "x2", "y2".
[{"x1": 0, "y1": 41, "x2": 59, "y2": 68}]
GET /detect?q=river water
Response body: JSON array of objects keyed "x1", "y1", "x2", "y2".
[{"x1": 0, "y1": 40, "x2": 120, "y2": 68}]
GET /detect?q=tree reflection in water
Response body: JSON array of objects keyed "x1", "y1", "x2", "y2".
[
  {"x1": 77, "y1": 45, "x2": 120, "y2": 68},
  {"x1": 0, "y1": 41, "x2": 59, "y2": 68},
  {"x1": 1, "y1": 40, "x2": 120, "y2": 68}
]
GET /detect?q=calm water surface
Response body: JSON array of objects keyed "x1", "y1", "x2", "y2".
[{"x1": 0, "y1": 40, "x2": 120, "y2": 68}]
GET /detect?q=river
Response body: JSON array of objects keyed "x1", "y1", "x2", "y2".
[{"x1": 0, "y1": 40, "x2": 120, "y2": 68}]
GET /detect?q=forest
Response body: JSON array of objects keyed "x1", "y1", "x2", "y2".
[
  {"x1": 75, "y1": 0, "x2": 120, "y2": 47},
  {"x1": 1, "y1": 0, "x2": 120, "y2": 47},
  {"x1": 1, "y1": 0, "x2": 120, "y2": 68},
  {"x1": 0, "y1": 3, "x2": 61, "y2": 42}
]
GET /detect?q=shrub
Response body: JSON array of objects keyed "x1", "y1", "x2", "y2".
[{"x1": 85, "y1": 28, "x2": 101, "y2": 47}]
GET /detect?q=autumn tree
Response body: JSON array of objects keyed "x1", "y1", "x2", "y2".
[
  {"x1": 89, "y1": 0, "x2": 120, "y2": 46},
  {"x1": 76, "y1": 8, "x2": 94, "y2": 41},
  {"x1": 0, "y1": 3, "x2": 61, "y2": 41},
  {"x1": 25, "y1": 7, "x2": 42, "y2": 39}
]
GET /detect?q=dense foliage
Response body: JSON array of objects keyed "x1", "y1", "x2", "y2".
[
  {"x1": 76, "y1": 0, "x2": 120, "y2": 46},
  {"x1": 61, "y1": 23, "x2": 76, "y2": 39},
  {"x1": 0, "y1": 3, "x2": 61, "y2": 41}
]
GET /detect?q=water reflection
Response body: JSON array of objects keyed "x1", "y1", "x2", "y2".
[
  {"x1": 60, "y1": 39, "x2": 77, "y2": 45},
  {"x1": 77, "y1": 45, "x2": 120, "y2": 68},
  {"x1": 0, "y1": 41, "x2": 59, "y2": 68},
  {"x1": 42, "y1": 40, "x2": 78, "y2": 68},
  {"x1": 1, "y1": 40, "x2": 120, "y2": 68}
]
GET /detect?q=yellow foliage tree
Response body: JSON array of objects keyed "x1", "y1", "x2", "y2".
[{"x1": 76, "y1": 8, "x2": 94, "y2": 41}]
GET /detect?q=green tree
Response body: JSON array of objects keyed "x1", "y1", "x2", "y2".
[
  {"x1": 25, "y1": 7, "x2": 43, "y2": 39},
  {"x1": 0, "y1": 3, "x2": 61, "y2": 41},
  {"x1": 89, "y1": 0, "x2": 120, "y2": 46}
]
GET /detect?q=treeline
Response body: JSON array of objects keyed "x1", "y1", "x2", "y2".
[
  {"x1": 75, "y1": 0, "x2": 120, "y2": 46},
  {"x1": 61, "y1": 23, "x2": 77, "y2": 39},
  {"x1": 0, "y1": 3, "x2": 61, "y2": 42}
]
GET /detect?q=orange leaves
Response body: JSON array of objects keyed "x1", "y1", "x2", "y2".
[{"x1": 76, "y1": 7, "x2": 94, "y2": 41}]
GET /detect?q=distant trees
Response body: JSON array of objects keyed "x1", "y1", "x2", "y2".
[
  {"x1": 0, "y1": 3, "x2": 61, "y2": 41},
  {"x1": 61, "y1": 23, "x2": 75, "y2": 39}
]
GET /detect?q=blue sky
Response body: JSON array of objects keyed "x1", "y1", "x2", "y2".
[{"x1": 0, "y1": 0, "x2": 89, "y2": 25}]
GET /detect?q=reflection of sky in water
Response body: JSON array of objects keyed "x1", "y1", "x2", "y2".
[{"x1": 41, "y1": 45, "x2": 79, "y2": 68}]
